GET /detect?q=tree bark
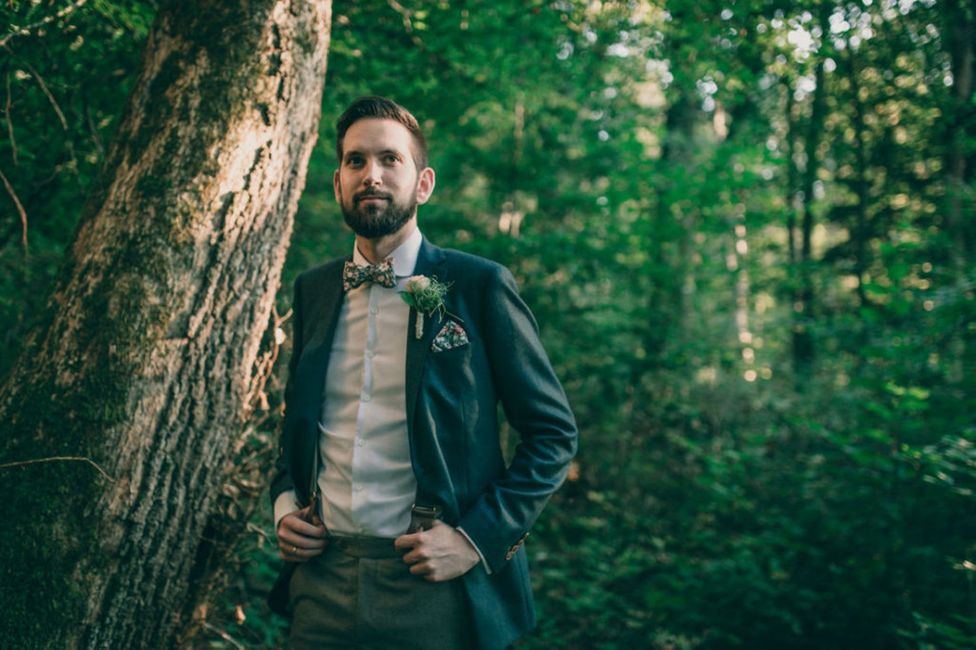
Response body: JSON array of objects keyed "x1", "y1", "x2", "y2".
[{"x1": 0, "y1": 0, "x2": 331, "y2": 647}]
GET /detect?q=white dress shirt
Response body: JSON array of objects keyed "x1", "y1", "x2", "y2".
[{"x1": 274, "y1": 228, "x2": 421, "y2": 535}]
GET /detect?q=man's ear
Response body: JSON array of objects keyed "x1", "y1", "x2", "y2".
[
  {"x1": 416, "y1": 167, "x2": 436, "y2": 205},
  {"x1": 333, "y1": 169, "x2": 341, "y2": 203}
]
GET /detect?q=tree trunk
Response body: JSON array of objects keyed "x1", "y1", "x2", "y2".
[
  {"x1": 939, "y1": 0, "x2": 974, "y2": 387},
  {"x1": 0, "y1": 1, "x2": 331, "y2": 647},
  {"x1": 792, "y1": 51, "x2": 827, "y2": 383},
  {"x1": 942, "y1": 0, "x2": 975, "y2": 265},
  {"x1": 785, "y1": 80, "x2": 798, "y2": 271},
  {"x1": 846, "y1": 47, "x2": 870, "y2": 309}
]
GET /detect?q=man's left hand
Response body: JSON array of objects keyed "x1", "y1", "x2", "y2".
[{"x1": 394, "y1": 520, "x2": 480, "y2": 582}]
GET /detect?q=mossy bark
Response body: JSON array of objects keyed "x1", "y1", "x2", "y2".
[{"x1": 0, "y1": 0, "x2": 331, "y2": 647}]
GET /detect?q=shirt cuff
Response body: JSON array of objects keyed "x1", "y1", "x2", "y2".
[
  {"x1": 273, "y1": 490, "x2": 300, "y2": 529},
  {"x1": 456, "y1": 526, "x2": 492, "y2": 575}
]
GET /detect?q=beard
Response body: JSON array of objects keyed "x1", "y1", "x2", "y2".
[{"x1": 340, "y1": 187, "x2": 417, "y2": 239}]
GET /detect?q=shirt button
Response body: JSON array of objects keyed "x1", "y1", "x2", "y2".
[
  {"x1": 354, "y1": 484, "x2": 363, "y2": 492},
  {"x1": 369, "y1": 305, "x2": 378, "y2": 314},
  {"x1": 366, "y1": 350, "x2": 376, "y2": 359},
  {"x1": 356, "y1": 439, "x2": 364, "y2": 447},
  {"x1": 361, "y1": 393, "x2": 371, "y2": 402}
]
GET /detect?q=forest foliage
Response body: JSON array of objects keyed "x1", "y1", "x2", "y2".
[{"x1": 2, "y1": 0, "x2": 974, "y2": 648}]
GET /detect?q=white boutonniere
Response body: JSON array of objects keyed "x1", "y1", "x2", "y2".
[{"x1": 399, "y1": 275, "x2": 461, "y2": 339}]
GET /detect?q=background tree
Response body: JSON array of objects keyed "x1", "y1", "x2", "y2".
[{"x1": 0, "y1": 1, "x2": 331, "y2": 647}]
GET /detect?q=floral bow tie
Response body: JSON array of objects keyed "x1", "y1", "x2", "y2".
[{"x1": 343, "y1": 258, "x2": 396, "y2": 291}]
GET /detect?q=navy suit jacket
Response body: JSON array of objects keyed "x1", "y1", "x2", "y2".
[{"x1": 269, "y1": 238, "x2": 578, "y2": 649}]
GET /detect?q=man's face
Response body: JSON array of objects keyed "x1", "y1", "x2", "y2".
[{"x1": 334, "y1": 118, "x2": 434, "y2": 239}]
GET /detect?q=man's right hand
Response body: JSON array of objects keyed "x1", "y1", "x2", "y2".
[{"x1": 276, "y1": 505, "x2": 328, "y2": 563}]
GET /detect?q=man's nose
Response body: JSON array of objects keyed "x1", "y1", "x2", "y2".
[{"x1": 362, "y1": 160, "x2": 382, "y2": 186}]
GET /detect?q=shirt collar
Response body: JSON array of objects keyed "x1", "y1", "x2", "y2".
[{"x1": 352, "y1": 226, "x2": 423, "y2": 278}]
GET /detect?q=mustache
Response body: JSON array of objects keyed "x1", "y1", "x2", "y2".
[{"x1": 354, "y1": 190, "x2": 393, "y2": 203}]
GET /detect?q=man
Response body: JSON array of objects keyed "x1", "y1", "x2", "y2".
[{"x1": 269, "y1": 96, "x2": 578, "y2": 649}]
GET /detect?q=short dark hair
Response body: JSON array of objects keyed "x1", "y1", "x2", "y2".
[{"x1": 335, "y1": 96, "x2": 428, "y2": 170}]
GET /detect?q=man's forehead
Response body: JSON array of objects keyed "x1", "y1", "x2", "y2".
[{"x1": 342, "y1": 118, "x2": 414, "y2": 153}]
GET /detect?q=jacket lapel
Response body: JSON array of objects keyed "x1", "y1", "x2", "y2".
[
  {"x1": 294, "y1": 261, "x2": 346, "y2": 439},
  {"x1": 288, "y1": 264, "x2": 343, "y2": 503},
  {"x1": 405, "y1": 239, "x2": 447, "y2": 440}
]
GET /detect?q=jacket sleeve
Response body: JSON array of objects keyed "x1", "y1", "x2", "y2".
[
  {"x1": 269, "y1": 273, "x2": 305, "y2": 508},
  {"x1": 457, "y1": 265, "x2": 578, "y2": 572}
]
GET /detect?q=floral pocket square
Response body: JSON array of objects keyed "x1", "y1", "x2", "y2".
[{"x1": 431, "y1": 320, "x2": 469, "y2": 352}]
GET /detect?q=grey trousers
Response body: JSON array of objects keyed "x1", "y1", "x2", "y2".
[{"x1": 288, "y1": 535, "x2": 472, "y2": 649}]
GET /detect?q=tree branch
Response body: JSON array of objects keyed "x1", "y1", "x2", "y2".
[
  {"x1": 0, "y1": 166, "x2": 28, "y2": 249},
  {"x1": 385, "y1": 0, "x2": 413, "y2": 33},
  {"x1": 4, "y1": 68, "x2": 16, "y2": 165},
  {"x1": 3, "y1": 44, "x2": 68, "y2": 130},
  {"x1": 0, "y1": 455, "x2": 115, "y2": 482},
  {"x1": 84, "y1": 96, "x2": 105, "y2": 159},
  {"x1": 199, "y1": 622, "x2": 245, "y2": 650},
  {"x1": 0, "y1": 0, "x2": 89, "y2": 49}
]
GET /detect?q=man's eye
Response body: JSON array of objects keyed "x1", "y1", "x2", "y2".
[
  {"x1": 384, "y1": 155, "x2": 399, "y2": 164},
  {"x1": 346, "y1": 157, "x2": 364, "y2": 167}
]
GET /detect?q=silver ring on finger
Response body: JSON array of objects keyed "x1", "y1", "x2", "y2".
[{"x1": 291, "y1": 545, "x2": 298, "y2": 554}]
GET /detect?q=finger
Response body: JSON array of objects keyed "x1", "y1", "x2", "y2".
[
  {"x1": 409, "y1": 561, "x2": 433, "y2": 576},
  {"x1": 394, "y1": 531, "x2": 422, "y2": 551},
  {"x1": 277, "y1": 538, "x2": 300, "y2": 555},
  {"x1": 277, "y1": 508, "x2": 324, "y2": 530},
  {"x1": 278, "y1": 547, "x2": 307, "y2": 562},
  {"x1": 298, "y1": 506, "x2": 324, "y2": 527},
  {"x1": 279, "y1": 545, "x2": 310, "y2": 558},
  {"x1": 276, "y1": 509, "x2": 306, "y2": 530},
  {"x1": 275, "y1": 528, "x2": 301, "y2": 547},
  {"x1": 281, "y1": 522, "x2": 327, "y2": 542},
  {"x1": 282, "y1": 516, "x2": 328, "y2": 538},
  {"x1": 279, "y1": 540, "x2": 326, "y2": 562},
  {"x1": 401, "y1": 543, "x2": 431, "y2": 564}
]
